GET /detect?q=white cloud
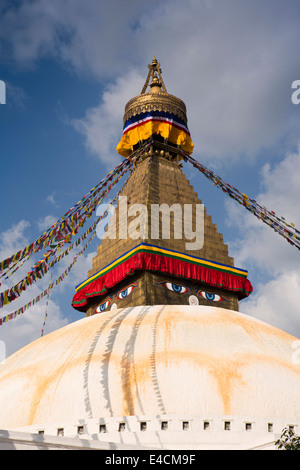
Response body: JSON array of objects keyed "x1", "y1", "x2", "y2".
[
  {"x1": 37, "y1": 214, "x2": 57, "y2": 231},
  {"x1": 0, "y1": 242, "x2": 96, "y2": 357},
  {"x1": 72, "y1": 70, "x2": 145, "y2": 165},
  {"x1": 0, "y1": 296, "x2": 68, "y2": 358},
  {"x1": 0, "y1": 220, "x2": 30, "y2": 260},
  {"x1": 0, "y1": 220, "x2": 87, "y2": 356},
  {"x1": 46, "y1": 190, "x2": 57, "y2": 206},
  {"x1": 0, "y1": 0, "x2": 159, "y2": 77},
  {"x1": 258, "y1": 149, "x2": 300, "y2": 226},
  {"x1": 0, "y1": 259, "x2": 69, "y2": 357},
  {"x1": 6, "y1": 82, "x2": 28, "y2": 109},
  {"x1": 241, "y1": 271, "x2": 300, "y2": 339}
]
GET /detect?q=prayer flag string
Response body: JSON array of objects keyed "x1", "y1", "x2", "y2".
[
  {"x1": 0, "y1": 145, "x2": 140, "y2": 326},
  {"x1": 183, "y1": 153, "x2": 300, "y2": 251},
  {"x1": 40, "y1": 267, "x2": 53, "y2": 337},
  {"x1": 0, "y1": 230, "x2": 96, "y2": 327},
  {"x1": 0, "y1": 143, "x2": 150, "y2": 308},
  {"x1": 0, "y1": 143, "x2": 150, "y2": 278}
]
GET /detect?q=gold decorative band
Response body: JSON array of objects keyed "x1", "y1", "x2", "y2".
[{"x1": 123, "y1": 92, "x2": 188, "y2": 127}]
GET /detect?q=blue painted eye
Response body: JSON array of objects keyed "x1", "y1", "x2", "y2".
[
  {"x1": 164, "y1": 282, "x2": 188, "y2": 294},
  {"x1": 117, "y1": 284, "x2": 137, "y2": 300},
  {"x1": 95, "y1": 299, "x2": 111, "y2": 313},
  {"x1": 204, "y1": 292, "x2": 216, "y2": 301},
  {"x1": 197, "y1": 291, "x2": 228, "y2": 302}
]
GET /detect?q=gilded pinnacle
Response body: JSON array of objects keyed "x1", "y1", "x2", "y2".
[{"x1": 149, "y1": 72, "x2": 162, "y2": 94}]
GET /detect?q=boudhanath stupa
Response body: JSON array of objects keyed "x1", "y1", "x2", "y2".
[{"x1": 0, "y1": 58, "x2": 299, "y2": 451}]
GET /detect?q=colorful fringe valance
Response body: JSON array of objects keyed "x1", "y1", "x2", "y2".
[
  {"x1": 116, "y1": 110, "x2": 194, "y2": 158},
  {"x1": 72, "y1": 243, "x2": 252, "y2": 311}
]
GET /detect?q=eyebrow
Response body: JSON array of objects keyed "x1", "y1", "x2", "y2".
[{"x1": 97, "y1": 295, "x2": 112, "y2": 305}]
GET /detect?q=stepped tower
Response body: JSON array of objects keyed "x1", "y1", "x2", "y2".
[{"x1": 72, "y1": 57, "x2": 252, "y2": 316}]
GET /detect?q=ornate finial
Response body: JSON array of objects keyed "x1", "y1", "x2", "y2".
[
  {"x1": 149, "y1": 72, "x2": 162, "y2": 93},
  {"x1": 141, "y1": 57, "x2": 167, "y2": 94}
]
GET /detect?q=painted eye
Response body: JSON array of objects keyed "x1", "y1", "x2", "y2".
[
  {"x1": 164, "y1": 282, "x2": 188, "y2": 294},
  {"x1": 117, "y1": 284, "x2": 137, "y2": 300},
  {"x1": 95, "y1": 299, "x2": 111, "y2": 313},
  {"x1": 197, "y1": 290, "x2": 228, "y2": 302}
]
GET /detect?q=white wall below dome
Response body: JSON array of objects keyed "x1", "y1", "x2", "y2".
[
  {"x1": 0, "y1": 428, "x2": 150, "y2": 451},
  {"x1": 8, "y1": 413, "x2": 299, "y2": 450}
]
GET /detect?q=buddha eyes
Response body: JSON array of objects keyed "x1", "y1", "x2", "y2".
[
  {"x1": 197, "y1": 290, "x2": 228, "y2": 302},
  {"x1": 116, "y1": 284, "x2": 137, "y2": 299},
  {"x1": 163, "y1": 282, "x2": 189, "y2": 294},
  {"x1": 157, "y1": 280, "x2": 228, "y2": 302},
  {"x1": 95, "y1": 299, "x2": 111, "y2": 313},
  {"x1": 94, "y1": 284, "x2": 137, "y2": 314},
  {"x1": 94, "y1": 281, "x2": 228, "y2": 314}
]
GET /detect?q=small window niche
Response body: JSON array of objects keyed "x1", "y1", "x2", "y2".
[
  {"x1": 182, "y1": 421, "x2": 189, "y2": 431},
  {"x1": 245, "y1": 422, "x2": 252, "y2": 431},
  {"x1": 161, "y1": 421, "x2": 168, "y2": 431},
  {"x1": 57, "y1": 428, "x2": 64, "y2": 437},
  {"x1": 77, "y1": 425, "x2": 84, "y2": 435},
  {"x1": 268, "y1": 423, "x2": 274, "y2": 433},
  {"x1": 118, "y1": 422, "x2": 126, "y2": 432},
  {"x1": 140, "y1": 421, "x2": 147, "y2": 432},
  {"x1": 203, "y1": 421, "x2": 210, "y2": 431},
  {"x1": 224, "y1": 421, "x2": 231, "y2": 431},
  {"x1": 99, "y1": 424, "x2": 107, "y2": 433}
]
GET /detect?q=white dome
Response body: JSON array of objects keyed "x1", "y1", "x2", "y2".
[{"x1": 0, "y1": 305, "x2": 299, "y2": 430}]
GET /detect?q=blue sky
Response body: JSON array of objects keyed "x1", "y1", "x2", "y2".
[{"x1": 1, "y1": 0, "x2": 300, "y2": 356}]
